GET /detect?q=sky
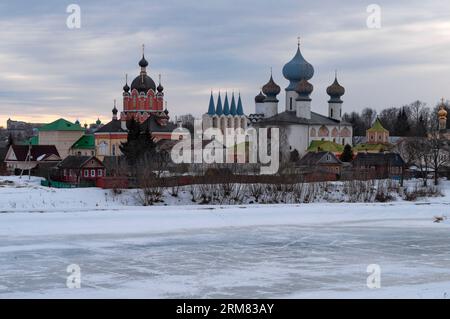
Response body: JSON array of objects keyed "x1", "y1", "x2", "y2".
[{"x1": 0, "y1": 0, "x2": 450, "y2": 127}]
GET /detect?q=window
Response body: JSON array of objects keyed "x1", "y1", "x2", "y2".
[
  {"x1": 84, "y1": 170, "x2": 89, "y2": 177},
  {"x1": 112, "y1": 144, "x2": 116, "y2": 156},
  {"x1": 91, "y1": 169, "x2": 95, "y2": 177},
  {"x1": 63, "y1": 169, "x2": 67, "y2": 177},
  {"x1": 330, "y1": 109, "x2": 333, "y2": 118},
  {"x1": 327, "y1": 155, "x2": 331, "y2": 161},
  {"x1": 290, "y1": 97, "x2": 293, "y2": 110},
  {"x1": 98, "y1": 169, "x2": 103, "y2": 177}
]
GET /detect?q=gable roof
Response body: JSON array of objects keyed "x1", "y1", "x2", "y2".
[
  {"x1": 298, "y1": 151, "x2": 342, "y2": 166},
  {"x1": 39, "y1": 118, "x2": 84, "y2": 132},
  {"x1": 95, "y1": 119, "x2": 127, "y2": 133},
  {"x1": 71, "y1": 135, "x2": 95, "y2": 149},
  {"x1": 7, "y1": 145, "x2": 60, "y2": 162},
  {"x1": 352, "y1": 152, "x2": 405, "y2": 167},
  {"x1": 58, "y1": 155, "x2": 104, "y2": 169}
]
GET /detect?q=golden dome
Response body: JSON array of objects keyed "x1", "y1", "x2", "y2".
[{"x1": 439, "y1": 98, "x2": 447, "y2": 119}]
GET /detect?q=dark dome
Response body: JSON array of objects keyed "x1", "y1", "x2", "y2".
[
  {"x1": 262, "y1": 75, "x2": 281, "y2": 97},
  {"x1": 139, "y1": 55, "x2": 149, "y2": 68},
  {"x1": 123, "y1": 82, "x2": 130, "y2": 93},
  {"x1": 255, "y1": 91, "x2": 266, "y2": 103},
  {"x1": 296, "y1": 79, "x2": 313, "y2": 96},
  {"x1": 131, "y1": 74, "x2": 156, "y2": 93},
  {"x1": 326, "y1": 77, "x2": 345, "y2": 98},
  {"x1": 112, "y1": 105, "x2": 118, "y2": 115},
  {"x1": 157, "y1": 83, "x2": 164, "y2": 93},
  {"x1": 164, "y1": 108, "x2": 169, "y2": 115}
]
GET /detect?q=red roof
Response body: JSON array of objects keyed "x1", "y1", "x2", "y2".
[{"x1": 9, "y1": 145, "x2": 60, "y2": 162}]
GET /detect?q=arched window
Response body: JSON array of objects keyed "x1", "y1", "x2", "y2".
[
  {"x1": 331, "y1": 127, "x2": 339, "y2": 137},
  {"x1": 290, "y1": 97, "x2": 293, "y2": 110},
  {"x1": 310, "y1": 128, "x2": 316, "y2": 137},
  {"x1": 340, "y1": 127, "x2": 351, "y2": 137},
  {"x1": 318, "y1": 126, "x2": 329, "y2": 137},
  {"x1": 330, "y1": 109, "x2": 333, "y2": 118}
]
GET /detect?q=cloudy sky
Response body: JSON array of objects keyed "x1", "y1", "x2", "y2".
[{"x1": 0, "y1": 0, "x2": 449, "y2": 127}]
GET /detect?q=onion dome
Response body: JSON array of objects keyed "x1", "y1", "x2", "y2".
[
  {"x1": 123, "y1": 74, "x2": 130, "y2": 93},
  {"x1": 96, "y1": 118, "x2": 101, "y2": 125},
  {"x1": 157, "y1": 74, "x2": 164, "y2": 93},
  {"x1": 326, "y1": 73, "x2": 345, "y2": 103},
  {"x1": 439, "y1": 99, "x2": 448, "y2": 119},
  {"x1": 255, "y1": 91, "x2": 266, "y2": 103},
  {"x1": 262, "y1": 75, "x2": 281, "y2": 98},
  {"x1": 282, "y1": 42, "x2": 314, "y2": 91},
  {"x1": 296, "y1": 79, "x2": 314, "y2": 96},
  {"x1": 131, "y1": 74, "x2": 156, "y2": 93},
  {"x1": 139, "y1": 54, "x2": 148, "y2": 68},
  {"x1": 230, "y1": 93, "x2": 237, "y2": 115},
  {"x1": 164, "y1": 108, "x2": 169, "y2": 115},
  {"x1": 112, "y1": 101, "x2": 118, "y2": 116},
  {"x1": 74, "y1": 119, "x2": 80, "y2": 125}
]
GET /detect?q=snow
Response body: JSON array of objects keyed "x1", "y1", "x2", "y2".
[{"x1": 1, "y1": 175, "x2": 450, "y2": 298}]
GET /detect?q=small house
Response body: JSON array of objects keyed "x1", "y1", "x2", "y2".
[
  {"x1": 57, "y1": 155, "x2": 105, "y2": 184},
  {"x1": 4, "y1": 145, "x2": 61, "y2": 173},
  {"x1": 352, "y1": 152, "x2": 405, "y2": 179},
  {"x1": 297, "y1": 151, "x2": 343, "y2": 176}
]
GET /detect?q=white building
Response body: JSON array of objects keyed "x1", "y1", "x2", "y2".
[{"x1": 251, "y1": 41, "x2": 353, "y2": 157}]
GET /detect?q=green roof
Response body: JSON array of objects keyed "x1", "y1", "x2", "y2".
[
  {"x1": 353, "y1": 143, "x2": 392, "y2": 152},
  {"x1": 367, "y1": 118, "x2": 388, "y2": 133},
  {"x1": 39, "y1": 118, "x2": 84, "y2": 132},
  {"x1": 71, "y1": 135, "x2": 95, "y2": 149},
  {"x1": 307, "y1": 140, "x2": 344, "y2": 153},
  {"x1": 29, "y1": 136, "x2": 39, "y2": 145}
]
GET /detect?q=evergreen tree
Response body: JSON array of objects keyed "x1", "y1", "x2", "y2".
[
  {"x1": 340, "y1": 144, "x2": 353, "y2": 162},
  {"x1": 395, "y1": 108, "x2": 411, "y2": 136}
]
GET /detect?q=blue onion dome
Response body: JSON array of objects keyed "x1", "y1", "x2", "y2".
[
  {"x1": 296, "y1": 79, "x2": 314, "y2": 96},
  {"x1": 262, "y1": 75, "x2": 281, "y2": 97},
  {"x1": 282, "y1": 44, "x2": 314, "y2": 90},
  {"x1": 255, "y1": 91, "x2": 266, "y2": 103},
  {"x1": 326, "y1": 75, "x2": 345, "y2": 102}
]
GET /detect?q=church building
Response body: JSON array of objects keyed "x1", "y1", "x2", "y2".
[
  {"x1": 95, "y1": 46, "x2": 181, "y2": 159},
  {"x1": 251, "y1": 40, "x2": 353, "y2": 158}
]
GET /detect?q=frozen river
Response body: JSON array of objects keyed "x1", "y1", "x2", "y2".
[{"x1": 1, "y1": 207, "x2": 450, "y2": 298}]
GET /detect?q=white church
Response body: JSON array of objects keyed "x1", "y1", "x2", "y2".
[{"x1": 250, "y1": 41, "x2": 353, "y2": 157}]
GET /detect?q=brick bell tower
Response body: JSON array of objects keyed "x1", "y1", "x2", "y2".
[{"x1": 121, "y1": 45, "x2": 166, "y2": 124}]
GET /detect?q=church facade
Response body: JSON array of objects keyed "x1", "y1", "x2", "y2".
[
  {"x1": 94, "y1": 47, "x2": 181, "y2": 159},
  {"x1": 202, "y1": 91, "x2": 247, "y2": 133},
  {"x1": 251, "y1": 41, "x2": 353, "y2": 158}
]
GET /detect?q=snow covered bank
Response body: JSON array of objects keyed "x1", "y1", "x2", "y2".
[{"x1": 0, "y1": 175, "x2": 448, "y2": 212}]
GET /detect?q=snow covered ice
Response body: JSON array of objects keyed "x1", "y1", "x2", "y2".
[{"x1": 1, "y1": 176, "x2": 450, "y2": 298}]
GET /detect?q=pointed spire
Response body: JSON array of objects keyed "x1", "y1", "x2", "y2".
[
  {"x1": 237, "y1": 93, "x2": 244, "y2": 115},
  {"x1": 297, "y1": 36, "x2": 300, "y2": 47},
  {"x1": 207, "y1": 91, "x2": 215, "y2": 115},
  {"x1": 230, "y1": 92, "x2": 237, "y2": 115},
  {"x1": 123, "y1": 73, "x2": 130, "y2": 93},
  {"x1": 157, "y1": 73, "x2": 164, "y2": 93},
  {"x1": 139, "y1": 44, "x2": 149, "y2": 68},
  {"x1": 223, "y1": 92, "x2": 230, "y2": 115},
  {"x1": 216, "y1": 91, "x2": 223, "y2": 115}
]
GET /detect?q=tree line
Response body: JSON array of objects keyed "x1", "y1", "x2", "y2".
[{"x1": 342, "y1": 100, "x2": 447, "y2": 137}]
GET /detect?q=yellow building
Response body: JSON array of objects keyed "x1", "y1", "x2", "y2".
[{"x1": 38, "y1": 118, "x2": 85, "y2": 159}]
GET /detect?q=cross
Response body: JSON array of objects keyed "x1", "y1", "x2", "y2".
[{"x1": 142, "y1": 44, "x2": 145, "y2": 56}]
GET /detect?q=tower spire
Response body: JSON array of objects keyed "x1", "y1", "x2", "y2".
[{"x1": 297, "y1": 36, "x2": 300, "y2": 47}]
